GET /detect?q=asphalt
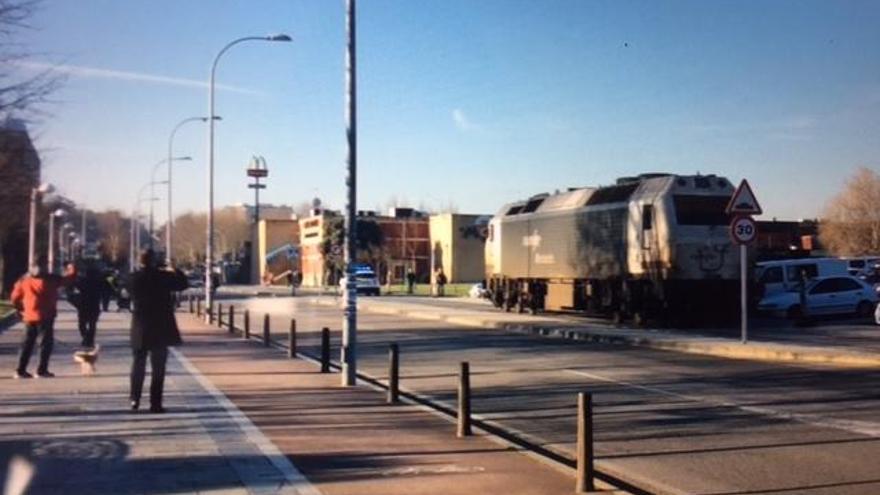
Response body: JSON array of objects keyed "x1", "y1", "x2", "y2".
[
  {"x1": 216, "y1": 295, "x2": 880, "y2": 495},
  {"x1": 0, "y1": 304, "x2": 605, "y2": 495}
]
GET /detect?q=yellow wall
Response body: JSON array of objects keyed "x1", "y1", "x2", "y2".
[
  {"x1": 429, "y1": 213, "x2": 487, "y2": 283},
  {"x1": 256, "y1": 219, "x2": 299, "y2": 284}
]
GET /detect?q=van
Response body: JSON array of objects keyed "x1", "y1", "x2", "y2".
[
  {"x1": 843, "y1": 256, "x2": 880, "y2": 277},
  {"x1": 755, "y1": 258, "x2": 848, "y2": 297}
]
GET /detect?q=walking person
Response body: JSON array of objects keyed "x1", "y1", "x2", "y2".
[
  {"x1": 75, "y1": 265, "x2": 109, "y2": 348},
  {"x1": 11, "y1": 257, "x2": 77, "y2": 379},
  {"x1": 436, "y1": 269, "x2": 448, "y2": 297},
  {"x1": 129, "y1": 249, "x2": 188, "y2": 413},
  {"x1": 406, "y1": 268, "x2": 416, "y2": 295}
]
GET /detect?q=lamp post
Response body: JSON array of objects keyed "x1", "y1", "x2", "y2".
[
  {"x1": 61, "y1": 222, "x2": 74, "y2": 266},
  {"x1": 166, "y1": 116, "x2": 219, "y2": 263},
  {"x1": 204, "y1": 33, "x2": 291, "y2": 318},
  {"x1": 131, "y1": 182, "x2": 161, "y2": 270},
  {"x1": 342, "y1": 0, "x2": 358, "y2": 386},
  {"x1": 28, "y1": 183, "x2": 54, "y2": 267},
  {"x1": 150, "y1": 157, "x2": 190, "y2": 249},
  {"x1": 47, "y1": 209, "x2": 65, "y2": 273}
]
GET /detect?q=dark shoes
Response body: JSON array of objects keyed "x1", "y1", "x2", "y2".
[
  {"x1": 35, "y1": 371, "x2": 55, "y2": 379},
  {"x1": 149, "y1": 406, "x2": 166, "y2": 414},
  {"x1": 130, "y1": 399, "x2": 140, "y2": 411},
  {"x1": 13, "y1": 370, "x2": 32, "y2": 379}
]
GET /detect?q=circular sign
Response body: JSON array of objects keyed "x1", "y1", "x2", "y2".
[{"x1": 730, "y1": 216, "x2": 757, "y2": 245}]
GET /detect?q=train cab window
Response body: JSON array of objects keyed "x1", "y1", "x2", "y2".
[
  {"x1": 673, "y1": 195, "x2": 731, "y2": 225},
  {"x1": 522, "y1": 197, "x2": 545, "y2": 213},
  {"x1": 506, "y1": 205, "x2": 523, "y2": 215}
]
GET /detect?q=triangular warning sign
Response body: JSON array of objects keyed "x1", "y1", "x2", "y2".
[{"x1": 726, "y1": 179, "x2": 762, "y2": 215}]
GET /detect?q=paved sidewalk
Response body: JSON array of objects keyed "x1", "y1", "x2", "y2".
[
  {"x1": 303, "y1": 296, "x2": 880, "y2": 367},
  {"x1": 0, "y1": 305, "x2": 610, "y2": 495}
]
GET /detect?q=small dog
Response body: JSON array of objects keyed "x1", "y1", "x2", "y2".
[{"x1": 73, "y1": 345, "x2": 101, "y2": 375}]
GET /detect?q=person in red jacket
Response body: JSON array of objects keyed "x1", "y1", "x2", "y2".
[{"x1": 11, "y1": 256, "x2": 76, "y2": 378}]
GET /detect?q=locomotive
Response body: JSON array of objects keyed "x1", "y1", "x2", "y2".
[{"x1": 485, "y1": 173, "x2": 740, "y2": 324}]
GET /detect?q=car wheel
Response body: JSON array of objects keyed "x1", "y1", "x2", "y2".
[{"x1": 856, "y1": 300, "x2": 873, "y2": 317}]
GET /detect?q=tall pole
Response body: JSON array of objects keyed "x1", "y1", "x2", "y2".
[
  {"x1": 740, "y1": 243, "x2": 747, "y2": 344},
  {"x1": 129, "y1": 211, "x2": 135, "y2": 271},
  {"x1": 205, "y1": 35, "x2": 291, "y2": 321},
  {"x1": 47, "y1": 213, "x2": 55, "y2": 273},
  {"x1": 80, "y1": 208, "x2": 87, "y2": 258},
  {"x1": 167, "y1": 117, "x2": 208, "y2": 263},
  {"x1": 342, "y1": 0, "x2": 358, "y2": 386},
  {"x1": 28, "y1": 189, "x2": 38, "y2": 267}
]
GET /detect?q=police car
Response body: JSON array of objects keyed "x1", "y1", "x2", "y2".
[{"x1": 339, "y1": 264, "x2": 381, "y2": 296}]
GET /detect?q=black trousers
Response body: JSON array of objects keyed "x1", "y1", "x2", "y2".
[
  {"x1": 17, "y1": 320, "x2": 54, "y2": 374},
  {"x1": 78, "y1": 312, "x2": 99, "y2": 347},
  {"x1": 130, "y1": 347, "x2": 168, "y2": 408}
]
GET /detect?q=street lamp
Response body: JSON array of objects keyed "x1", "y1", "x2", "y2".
[
  {"x1": 47, "y1": 209, "x2": 65, "y2": 273},
  {"x1": 205, "y1": 33, "x2": 292, "y2": 317},
  {"x1": 150, "y1": 157, "x2": 190, "y2": 248},
  {"x1": 166, "y1": 116, "x2": 221, "y2": 263},
  {"x1": 28, "y1": 183, "x2": 54, "y2": 267},
  {"x1": 131, "y1": 181, "x2": 162, "y2": 270},
  {"x1": 61, "y1": 222, "x2": 74, "y2": 265}
]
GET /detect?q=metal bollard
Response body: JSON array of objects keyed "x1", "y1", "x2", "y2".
[
  {"x1": 217, "y1": 303, "x2": 223, "y2": 327},
  {"x1": 188, "y1": 295, "x2": 194, "y2": 313},
  {"x1": 208, "y1": 304, "x2": 214, "y2": 324},
  {"x1": 388, "y1": 343, "x2": 399, "y2": 404},
  {"x1": 228, "y1": 305, "x2": 235, "y2": 334},
  {"x1": 288, "y1": 319, "x2": 297, "y2": 358},
  {"x1": 262, "y1": 314, "x2": 270, "y2": 347},
  {"x1": 196, "y1": 298, "x2": 202, "y2": 317},
  {"x1": 243, "y1": 310, "x2": 250, "y2": 340},
  {"x1": 320, "y1": 327, "x2": 330, "y2": 373},
  {"x1": 576, "y1": 392, "x2": 595, "y2": 493},
  {"x1": 457, "y1": 362, "x2": 472, "y2": 437}
]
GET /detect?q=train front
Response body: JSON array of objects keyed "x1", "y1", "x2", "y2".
[{"x1": 662, "y1": 175, "x2": 741, "y2": 322}]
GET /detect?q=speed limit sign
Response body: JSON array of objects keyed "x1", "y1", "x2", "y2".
[{"x1": 730, "y1": 215, "x2": 757, "y2": 245}]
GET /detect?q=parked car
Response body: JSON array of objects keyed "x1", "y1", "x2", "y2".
[
  {"x1": 875, "y1": 302, "x2": 880, "y2": 326},
  {"x1": 843, "y1": 256, "x2": 880, "y2": 277},
  {"x1": 757, "y1": 275, "x2": 879, "y2": 320},
  {"x1": 756, "y1": 258, "x2": 849, "y2": 298},
  {"x1": 339, "y1": 265, "x2": 380, "y2": 296}
]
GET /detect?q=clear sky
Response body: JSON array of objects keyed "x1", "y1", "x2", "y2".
[{"x1": 14, "y1": 0, "x2": 880, "y2": 222}]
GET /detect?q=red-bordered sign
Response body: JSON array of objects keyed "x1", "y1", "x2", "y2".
[
  {"x1": 726, "y1": 179, "x2": 762, "y2": 216},
  {"x1": 730, "y1": 215, "x2": 757, "y2": 245}
]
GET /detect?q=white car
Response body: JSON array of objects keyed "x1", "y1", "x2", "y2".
[
  {"x1": 758, "y1": 275, "x2": 879, "y2": 320},
  {"x1": 875, "y1": 302, "x2": 880, "y2": 326},
  {"x1": 339, "y1": 268, "x2": 381, "y2": 296},
  {"x1": 469, "y1": 283, "x2": 489, "y2": 299}
]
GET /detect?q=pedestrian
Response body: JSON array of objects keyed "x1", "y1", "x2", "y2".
[
  {"x1": 75, "y1": 264, "x2": 108, "y2": 348},
  {"x1": 286, "y1": 270, "x2": 296, "y2": 296},
  {"x1": 101, "y1": 270, "x2": 115, "y2": 311},
  {"x1": 11, "y1": 257, "x2": 77, "y2": 379},
  {"x1": 406, "y1": 268, "x2": 416, "y2": 295},
  {"x1": 129, "y1": 249, "x2": 188, "y2": 413},
  {"x1": 436, "y1": 269, "x2": 447, "y2": 297}
]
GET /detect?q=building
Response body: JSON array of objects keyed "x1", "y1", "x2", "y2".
[
  {"x1": 254, "y1": 218, "x2": 300, "y2": 284},
  {"x1": 371, "y1": 208, "x2": 430, "y2": 283},
  {"x1": 0, "y1": 119, "x2": 40, "y2": 296},
  {"x1": 755, "y1": 219, "x2": 821, "y2": 261},
  {"x1": 298, "y1": 208, "x2": 338, "y2": 287},
  {"x1": 233, "y1": 203, "x2": 296, "y2": 222},
  {"x1": 429, "y1": 213, "x2": 490, "y2": 284}
]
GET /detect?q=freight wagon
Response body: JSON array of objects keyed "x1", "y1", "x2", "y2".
[{"x1": 485, "y1": 173, "x2": 740, "y2": 324}]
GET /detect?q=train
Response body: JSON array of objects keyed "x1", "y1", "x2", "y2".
[{"x1": 484, "y1": 173, "x2": 740, "y2": 324}]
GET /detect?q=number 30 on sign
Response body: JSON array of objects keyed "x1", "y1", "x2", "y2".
[{"x1": 730, "y1": 216, "x2": 757, "y2": 245}]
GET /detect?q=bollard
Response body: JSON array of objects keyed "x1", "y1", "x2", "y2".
[
  {"x1": 243, "y1": 310, "x2": 250, "y2": 340},
  {"x1": 188, "y1": 294, "x2": 194, "y2": 313},
  {"x1": 196, "y1": 298, "x2": 202, "y2": 317},
  {"x1": 388, "y1": 343, "x2": 399, "y2": 404},
  {"x1": 320, "y1": 327, "x2": 330, "y2": 373},
  {"x1": 208, "y1": 304, "x2": 214, "y2": 324},
  {"x1": 576, "y1": 392, "x2": 595, "y2": 493},
  {"x1": 457, "y1": 362, "x2": 472, "y2": 437},
  {"x1": 228, "y1": 305, "x2": 235, "y2": 334},
  {"x1": 288, "y1": 319, "x2": 297, "y2": 358},
  {"x1": 262, "y1": 314, "x2": 270, "y2": 347},
  {"x1": 217, "y1": 303, "x2": 223, "y2": 327}
]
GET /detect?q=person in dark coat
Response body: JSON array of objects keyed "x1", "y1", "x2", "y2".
[
  {"x1": 75, "y1": 265, "x2": 109, "y2": 348},
  {"x1": 129, "y1": 249, "x2": 188, "y2": 413}
]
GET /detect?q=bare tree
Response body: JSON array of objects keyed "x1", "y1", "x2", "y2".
[
  {"x1": 819, "y1": 167, "x2": 880, "y2": 256},
  {"x1": 1, "y1": 0, "x2": 64, "y2": 120},
  {"x1": 166, "y1": 207, "x2": 250, "y2": 265},
  {"x1": 92, "y1": 209, "x2": 129, "y2": 266}
]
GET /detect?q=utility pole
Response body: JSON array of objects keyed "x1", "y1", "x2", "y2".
[
  {"x1": 342, "y1": 0, "x2": 358, "y2": 386},
  {"x1": 247, "y1": 156, "x2": 268, "y2": 284}
]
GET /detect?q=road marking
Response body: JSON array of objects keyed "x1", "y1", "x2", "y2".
[
  {"x1": 172, "y1": 348, "x2": 322, "y2": 495},
  {"x1": 564, "y1": 368, "x2": 880, "y2": 438}
]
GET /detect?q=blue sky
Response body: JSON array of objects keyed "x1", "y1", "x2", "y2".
[{"x1": 14, "y1": 0, "x2": 880, "y2": 222}]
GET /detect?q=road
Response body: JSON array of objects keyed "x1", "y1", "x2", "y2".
[{"x1": 211, "y1": 295, "x2": 880, "y2": 495}]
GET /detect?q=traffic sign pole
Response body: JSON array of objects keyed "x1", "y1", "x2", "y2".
[{"x1": 741, "y1": 243, "x2": 747, "y2": 344}]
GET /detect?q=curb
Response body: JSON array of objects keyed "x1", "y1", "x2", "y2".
[{"x1": 308, "y1": 297, "x2": 880, "y2": 368}]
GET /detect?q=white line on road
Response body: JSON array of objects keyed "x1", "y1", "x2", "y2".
[
  {"x1": 172, "y1": 348, "x2": 322, "y2": 495},
  {"x1": 564, "y1": 368, "x2": 880, "y2": 438}
]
